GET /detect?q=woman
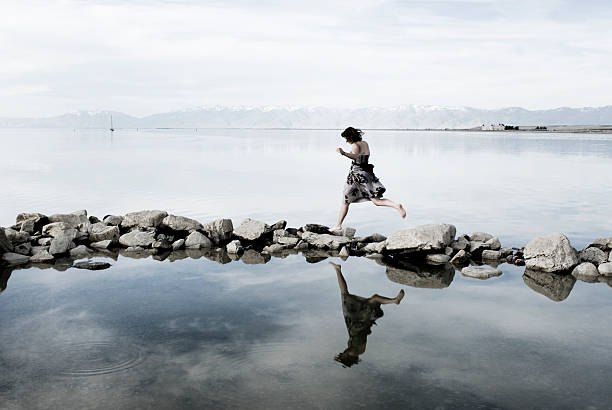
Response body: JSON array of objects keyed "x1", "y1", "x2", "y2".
[{"x1": 331, "y1": 127, "x2": 405, "y2": 231}]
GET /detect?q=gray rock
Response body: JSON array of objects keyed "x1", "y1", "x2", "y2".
[
  {"x1": 302, "y1": 224, "x2": 331, "y2": 234},
  {"x1": 48, "y1": 210, "x2": 88, "y2": 229},
  {"x1": 269, "y1": 220, "x2": 287, "y2": 231},
  {"x1": 20, "y1": 219, "x2": 36, "y2": 234},
  {"x1": 450, "y1": 249, "x2": 468, "y2": 265},
  {"x1": 161, "y1": 214, "x2": 203, "y2": 232},
  {"x1": 469, "y1": 241, "x2": 489, "y2": 255},
  {"x1": 119, "y1": 230, "x2": 156, "y2": 248},
  {"x1": 125, "y1": 246, "x2": 145, "y2": 252},
  {"x1": 226, "y1": 240, "x2": 243, "y2": 254},
  {"x1": 241, "y1": 249, "x2": 270, "y2": 264},
  {"x1": 38, "y1": 237, "x2": 52, "y2": 246},
  {"x1": 73, "y1": 261, "x2": 111, "y2": 270},
  {"x1": 233, "y1": 218, "x2": 270, "y2": 242},
  {"x1": 589, "y1": 237, "x2": 612, "y2": 251},
  {"x1": 571, "y1": 262, "x2": 600, "y2": 283},
  {"x1": 263, "y1": 244, "x2": 285, "y2": 253},
  {"x1": 30, "y1": 250, "x2": 54, "y2": 263},
  {"x1": 364, "y1": 240, "x2": 386, "y2": 253},
  {"x1": 426, "y1": 254, "x2": 450, "y2": 264},
  {"x1": 69, "y1": 245, "x2": 93, "y2": 259},
  {"x1": 49, "y1": 230, "x2": 77, "y2": 255},
  {"x1": 523, "y1": 268, "x2": 576, "y2": 302},
  {"x1": 354, "y1": 233, "x2": 387, "y2": 243},
  {"x1": 89, "y1": 223, "x2": 120, "y2": 243},
  {"x1": 500, "y1": 247, "x2": 514, "y2": 258},
  {"x1": 14, "y1": 243, "x2": 32, "y2": 256},
  {"x1": 16, "y1": 212, "x2": 47, "y2": 225},
  {"x1": 444, "y1": 247, "x2": 454, "y2": 256},
  {"x1": 339, "y1": 246, "x2": 350, "y2": 257},
  {"x1": 202, "y1": 218, "x2": 234, "y2": 244},
  {"x1": 0, "y1": 228, "x2": 14, "y2": 253},
  {"x1": 301, "y1": 232, "x2": 351, "y2": 250},
  {"x1": 277, "y1": 236, "x2": 299, "y2": 247},
  {"x1": 273, "y1": 229, "x2": 288, "y2": 241},
  {"x1": 485, "y1": 237, "x2": 501, "y2": 251},
  {"x1": 152, "y1": 236, "x2": 173, "y2": 250},
  {"x1": 579, "y1": 247, "x2": 607, "y2": 265},
  {"x1": 121, "y1": 210, "x2": 168, "y2": 229},
  {"x1": 42, "y1": 222, "x2": 71, "y2": 238},
  {"x1": 332, "y1": 227, "x2": 356, "y2": 238},
  {"x1": 461, "y1": 266, "x2": 502, "y2": 279},
  {"x1": 450, "y1": 236, "x2": 470, "y2": 252},
  {"x1": 91, "y1": 240, "x2": 113, "y2": 250},
  {"x1": 4, "y1": 228, "x2": 30, "y2": 244},
  {"x1": 184, "y1": 231, "x2": 213, "y2": 249},
  {"x1": 598, "y1": 262, "x2": 612, "y2": 277},
  {"x1": 172, "y1": 239, "x2": 185, "y2": 250},
  {"x1": 88, "y1": 216, "x2": 101, "y2": 224},
  {"x1": 523, "y1": 233, "x2": 579, "y2": 273},
  {"x1": 103, "y1": 215, "x2": 124, "y2": 226},
  {"x1": 2, "y1": 252, "x2": 30, "y2": 266},
  {"x1": 386, "y1": 224, "x2": 456, "y2": 253},
  {"x1": 294, "y1": 240, "x2": 308, "y2": 250},
  {"x1": 31, "y1": 245, "x2": 49, "y2": 255},
  {"x1": 471, "y1": 232, "x2": 493, "y2": 242},
  {"x1": 482, "y1": 250, "x2": 502, "y2": 260}
]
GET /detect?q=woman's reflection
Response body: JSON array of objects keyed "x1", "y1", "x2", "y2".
[{"x1": 330, "y1": 261, "x2": 404, "y2": 367}]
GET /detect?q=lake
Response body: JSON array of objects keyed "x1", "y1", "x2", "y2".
[{"x1": 1, "y1": 128, "x2": 611, "y2": 409}]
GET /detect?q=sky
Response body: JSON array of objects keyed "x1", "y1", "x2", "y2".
[{"x1": 1, "y1": 0, "x2": 611, "y2": 117}]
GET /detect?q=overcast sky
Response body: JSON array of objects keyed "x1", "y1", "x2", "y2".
[{"x1": 1, "y1": 0, "x2": 611, "y2": 117}]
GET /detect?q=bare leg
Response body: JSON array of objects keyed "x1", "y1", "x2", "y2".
[
  {"x1": 331, "y1": 202, "x2": 349, "y2": 231},
  {"x1": 370, "y1": 197, "x2": 406, "y2": 218},
  {"x1": 366, "y1": 289, "x2": 405, "y2": 305},
  {"x1": 329, "y1": 262, "x2": 349, "y2": 294}
]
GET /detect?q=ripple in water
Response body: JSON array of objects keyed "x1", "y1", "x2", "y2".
[{"x1": 52, "y1": 342, "x2": 145, "y2": 377}]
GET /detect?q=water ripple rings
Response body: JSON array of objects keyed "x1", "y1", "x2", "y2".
[{"x1": 54, "y1": 341, "x2": 146, "y2": 377}]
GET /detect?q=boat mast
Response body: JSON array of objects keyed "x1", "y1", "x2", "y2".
[{"x1": 110, "y1": 115, "x2": 115, "y2": 132}]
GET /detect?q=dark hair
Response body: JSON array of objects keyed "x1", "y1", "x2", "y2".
[{"x1": 341, "y1": 127, "x2": 363, "y2": 143}]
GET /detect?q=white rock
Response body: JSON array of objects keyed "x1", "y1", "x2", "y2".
[
  {"x1": 339, "y1": 246, "x2": 350, "y2": 257},
  {"x1": 42, "y1": 222, "x2": 70, "y2": 237},
  {"x1": 184, "y1": 231, "x2": 213, "y2": 249},
  {"x1": 202, "y1": 218, "x2": 234, "y2": 243},
  {"x1": 119, "y1": 230, "x2": 156, "y2": 248},
  {"x1": 89, "y1": 223, "x2": 120, "y2": 243},
  {"x1": 461, "y1": 266, "x2": 502, "y2": 279},
  {"x1": 263, "y1": 244, "x2": 285, "y2": 253},
  {"x1": 450, "y1": 249, "x2": 468, "y2": 264},
  {"x1": 300, "y1": 232, "x2": 351, "y2": 250},
  {"x1": 523, "y1": 233, "x2": 578, "y2": 273},
  {"x1": 91, "y1": 240, "x2": 113, "y2": 249},
  {"x1": 571, "y1": 262, "x2": 600, "y2": 282},
  {"x1": 386, "y1": 224, "x2": 456, "y2": 253},
  {"x1": 49, "y1": 230, "x2": 77, "y2": 255},
  {"x1": 233, "y1": 218, "x2": 269, "y2": 241},
  {"x1": 598, "y1": 262, "x2": 612, "y2": 277},
  {"x1": 364, "y1": 240, "x2": 387, "y2": 253},
  {"x1": 226, "y1": 239, "x2": 243, "y2": 254},
  {"x1": 172, "y1": 239, "x2": 185, "y2": 250},
  {"x1": 485, "y1": 237, "x2": 501, "y2": 251},
  {"x1": 277, "y1": 236, "x2": 299, "y2": 247}
]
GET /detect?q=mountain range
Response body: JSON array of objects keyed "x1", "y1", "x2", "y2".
[{"x1": 1, "y1": 105, "x2": 611, "y2": 129}]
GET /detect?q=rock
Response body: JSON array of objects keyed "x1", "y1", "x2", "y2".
[
  {"x1": 523, "y1": 268, "x2": 576, "y2": 302},
  {"x1": 48, "y1": 210, "x2": 88, "y2": 228},
  {"x1": 302, "y1": 224, "x2": 331, "y2": 234},
  {"x1": 161, "y1": 214, "x2": 203, "y2": 232},
  {"x1": 426, "y1": 254, "x2": 450, "y2": 264},
  {"x1": 500, "y1": 247, "x2": 514, "y2": 258},
  {"x1": 385, "y1": 260, "x2": 455, "y2": 289},
  {"x1": 364, "y1": 241, "x2": 386, "y2": 254},
  {"x1": 233, "y1": 218, "x2": 270, "y2": 242},
  {"x1": 471, "y1": 232, "x2": 493, "y2": 242},
  {"x1": 89, "y1": 223, "x2": 120, "y2": 243},
  {"x1": 38, "y1": 237, "x2": 52, "y2": 246},
  {"x1": 30, "y1": 250, "x2": 54, "y2": 263},
  {"x1": 485, "y1": 237, "x2": 501, "y2": 251},
  {"x1": 579, "y1": 247, "x2": 607, "y2": 265},
  {"x1": 152, "y1": 236, "x2": 173, "y2": 250},
  {"x1": 450, "y1": 236, "x2": 470, "y2": 252},
  {"x1": 226, "y1": 240, "x2": 243, "y2": 254},
  {"x1": 69, "y1": 245, "x2": 93, "y2": 259},
  {"x1": 339, "y1": 246, "x2": 350, "y2": 257},
  {"x1": 91, "y1": 240, "x2": 113, "y2": 250},
  {"x1": 450, "y1": 249, "x2": 469, "y2": 265},
  {"x1": 241, "y1": 249, "x2": 270, "y2": 264},
  {"x1": 0, "y1": 229, "x2": 14, "y2": 253},
  {"x1": 355, "y1": 233, "x2": 387, "y2": 243},
  {"x1": 444, "y1": 247, "x2": 454, "y2": 256},
  {"x1": 277, "y1": 236, "x2": 299, "y2": 247},
  {"x1": 263, "y1": 244, "x2": 285, "y2": 253},
  {"x1": 20, "y1": 219, "x2": 36, "y2": 234},
  {"x1": 2, "y1": 252, "x2": 30, "y2": 266},
  {"x1": 273, "y1": 229, "x2": 288, "y2": 241},
  {"x1": 121, "y1": 210, "x2": 168, "y2": 229},
  {"x1": 125, "y1": 246, "x2": 145, "y2": 252},
  {"x1": 31, "y1": 245, "x2": 49, "y2": 255},
  {"x1": 16, "y1": 212, "x2": 47, "y2": 227},
  {"x1": 332, "y1": 227, "x2": 356, "y2": 238},
  {"x1": 119, "y1": 230, "x2": 156, "y2": 248},
  {"x1": 589, "y1": 237, "x2": 612, "y2": 251},
  {"x1": 73, "y1": 261, "x2": 111, "y2": 270},
  {"x1": 172, "y1": 239, "x2": 185, "y2": 250},
  {"x1": 88, "y1": 216, "x2": 100, "y2": 224},
  {"x1": 4, "y1": 228, "x2": 30, "y2": 244},
  {"x1": 42, "y1": 222, "x2": 71, "y2": 238},
  {"x1": 523, "y1": 233, "x2": 579, "y2": 273},
  {"x1": 571, "y1": 262, "x2": 600, "y2": 283},
  {"x1": 202, "y1": 218, "x2": 234, "y2": 244},
  {"x1": 294, "y1": 240, "x2": 308, "y2": 250},
  {"x1": 461, "y1": 266, "x2": 502, "y2": 279},
  {"x1": 269, "y1": 220, "x2": 287, "y2": 231},
  {"x1": 184, "y1": 231, "x2": 213, "y2": 249},
  {"x1": 386, "y1": 224, "x2": 456, "y2": 253},
  {"x1": 301, "y1": 232, "x2": 351, "y2": 250},
  {"x1": 515, "y1": 258, "x2": 525, "y2": 266},
  {"x1": 14, "y1": 243, "x2": 32, "y2": 255},
  {"x1": 49, "y1": 231, "x2": 77, "y2": 255},
  {"x1": 103, "y1": 215, "x2": 124, "y2": 226},
  {"x1": 482, "y1": 250, "x2": 502, "y2": 260},
  {"x1": 469, "y1": 241, "x2": 489, "y2": 254},
  {"x1": 598, "y1": 262, "x2": 612, "y2": 277}
]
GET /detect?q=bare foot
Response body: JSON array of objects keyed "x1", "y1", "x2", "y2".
[
  {"x1": 329, "y1": 226, "x2": 342, "y2": 232},
  {"x1": 398, "y1": 204, "x2": 406, "y2": 219},
  {"x1": 395, "y1": 289, "x2": 405, "y2": 304}
]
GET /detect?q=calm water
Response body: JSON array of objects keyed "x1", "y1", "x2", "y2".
[{"x1": 1, "y1": 128, "x2": 612, "y2": 409}]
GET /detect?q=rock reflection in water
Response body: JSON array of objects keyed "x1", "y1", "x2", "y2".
[
  {"x1": 382, "y1": 257, "x2": 455, "y2": 289},
  {"x1": 522, "y1": 268, "x2": 576, "y2": 302},
  {"x1": 329, "y1": 262, "x2": 404, "y2": 367}
]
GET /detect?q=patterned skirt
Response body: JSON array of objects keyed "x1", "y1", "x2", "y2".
[{"x1": 343, "y1": 163, "x2": 386, "y2": 204}]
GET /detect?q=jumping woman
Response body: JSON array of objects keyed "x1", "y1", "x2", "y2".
[{"x1": 331, "y1": 127, "x2": 406, "y2": 232}]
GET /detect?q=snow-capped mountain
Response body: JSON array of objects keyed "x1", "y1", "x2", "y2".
[{"x1": 1, "y1": 105, "x2": 611, "y2": 129}]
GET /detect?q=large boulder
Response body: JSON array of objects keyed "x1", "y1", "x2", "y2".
[
  {"x1": 4, "y1": 228, "x2": 30, "y2": 244},
  {"x1": 579, "y1": 247, "x2": 607, "y2": 265},
  {"x1": 42, "y1": 222, "x2": 71, "y2": 238},
  {"x1": 48, "y1": 210, "x2": 88, "y2": 229},
  {"x1": 571, "y1": 262, "x2": 600, "y2": 283},
  {"x1": 119, "y1": 230, "x2": 156, "y2": 248},
  {"x1": 49, "y1": 230, "x2": 77, "y2": 255},
  {"x1": 386, "y1": 224, "x2": 456, "y2": 253},
  {"x1": 184, "y1": 231, "x2": 213, "y2": 249},
  {"x1": 88, "y1": 223, "x2": 120, "y2": 243},
  {"x1": 523, "y1": 233, "x2": 578, "y2": 273},
  {"x1": 2, "y1": 252, "x2": 30, "y2": 266},
  {"x1": 300, "y1": 232, "x2": 351, "y2": 250},
  {"x1": 0, "y1": 228, "x2": 13, "y2": 253},
  {"x1": 233, "y1": 218, "x2": 269, "y2": 242},
  {"x1": 161, "y1": 215, "x2": 203, "y2": 232},
  {"x1": 522, "y1": 268, "x2": 576, "y2": 302},
  {"x1": 202, "y1": 219, "x2": 234, "y2": 244},
  {"x1": 121, "y1": 210, "x2": 167, "y2": 229}
]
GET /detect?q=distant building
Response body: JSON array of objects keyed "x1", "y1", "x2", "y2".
[{"x1": 481, "y1": 123, "x2": 506, "y2": 131}]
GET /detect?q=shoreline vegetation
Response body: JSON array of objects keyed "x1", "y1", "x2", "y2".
[{"x1": 2, "y1": 210, "x2": 611, "y2": 302}]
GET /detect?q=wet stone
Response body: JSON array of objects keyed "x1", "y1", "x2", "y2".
[{"x1": 72, "y1": 261, "x2": 112, "y2": 270}]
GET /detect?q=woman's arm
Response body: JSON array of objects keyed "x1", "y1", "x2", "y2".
[{"x1": 336, "y1": 144, "x2": 360, "y2": 160}]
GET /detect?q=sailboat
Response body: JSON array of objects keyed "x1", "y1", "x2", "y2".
[{"x1": 110, "y1": 115, "x2": 115, "y2": 132}]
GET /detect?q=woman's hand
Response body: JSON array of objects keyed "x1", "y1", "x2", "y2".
[{"x1": 336, "y1": 147, "x2": 345, "y2": 156}]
